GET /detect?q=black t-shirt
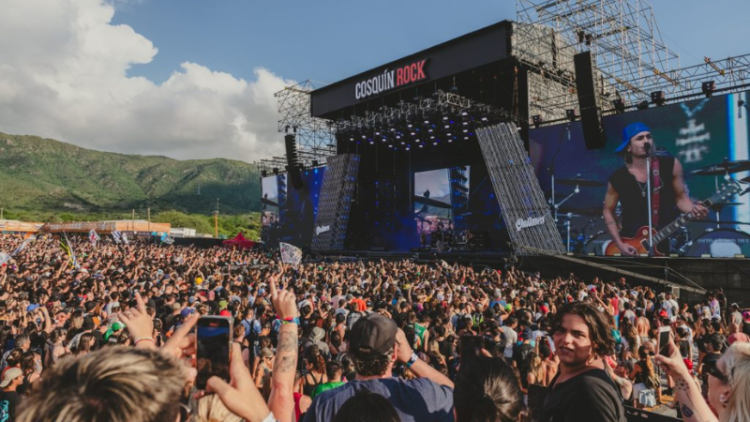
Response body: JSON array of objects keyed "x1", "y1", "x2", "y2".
[
  {"x1": 542, "y1": 368, "x2": 626, "y2": 422},
  {"x1": 608, "y1": 156, "x2": 678, "y2": 238},
  {"x1": 0, "y1": 390, "x2": 21, "y2": 422}
]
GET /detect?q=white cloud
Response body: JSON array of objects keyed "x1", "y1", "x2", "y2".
[{"x1": 0, "y1": 0, "x2": 292, "y2": 162}]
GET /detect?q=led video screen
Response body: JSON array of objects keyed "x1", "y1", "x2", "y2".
[
  {"x1": 413, "y1": 166, "x2": 470, "y2": 246},
  {"x1": 529, "y1": 91, "x2": 750, "y2": 257},
  {"x1": 260, "y1": 168, "x2": 326, "y2": 247}
]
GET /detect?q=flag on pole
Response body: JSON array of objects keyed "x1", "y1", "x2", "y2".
[
  {"x1": 112, "y1": 230, "x2": 122, "y2": 244},
  {"x1": 279, "y1": 242, "x2": 303, "y2": 267},
  {"x1": 60, "y1": 233, "x2": 79, "y2": 269},
  {"x1": 89, "y1": 229, "x2": 100, "y2": 245},
  {"x1": 0, "y1": 253, "x2": 10, "y2": 266},
  {"x1": 121, "y1": 232, "x2": 129, "y2": 245},
  {"x1": 11, "y1": 236, "x2": 35, "y2": 257}
]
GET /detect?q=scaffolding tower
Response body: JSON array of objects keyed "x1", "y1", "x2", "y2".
[
  {"x1": 515, "y1": 0, "x2": 750, "y2": 125},
  {"x1": 515, "y1": 0, "x2": 680, "y2": 121},
  {"x1": 274, "y1": 81, "x2": 336, "y2": 169}
]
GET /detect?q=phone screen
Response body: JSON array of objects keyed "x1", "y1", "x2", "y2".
[
  {"x1": 658, "y1": 329, "x2": 671, "y2": 357},
  {"x1": 196, "y1": 317, "x2": 232, "y2": 390}
]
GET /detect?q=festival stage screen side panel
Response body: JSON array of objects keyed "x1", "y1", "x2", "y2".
[
  {"x1": 529, "y1": 91, "x2": 750, "y2": 256},
  {"x1": 413, "y1": 166, "x2": 470, "y2": 242},
  {"x1": 281, "y1": 167, "x2": 327, "y2": 247}
]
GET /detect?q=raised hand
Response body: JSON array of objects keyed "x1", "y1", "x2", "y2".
[{"x1": 118, "y1": 292, "x2": 154, "y2": 348}]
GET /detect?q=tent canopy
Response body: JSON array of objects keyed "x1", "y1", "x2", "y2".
[{"x1": 222, "y1": 232, "x2": 256, "y2": 249}]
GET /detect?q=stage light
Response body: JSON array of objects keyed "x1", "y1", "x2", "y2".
[
  {"x1": 312, "y1": 160, "x2": 319, "y2": 167},
  {"x1": 636, "y1": 100, "x2": 650, "y2": 110},
  {"x1": 651, "y1": 91, "x2": 666, "y2": 106},
  {"x1": 613, "y1": 99, "x2": 625, "y2": 114},
  {"x1": 407, "y1": 123, "x2": 413, "y2": 129},
  {"x1": 261, "y1": 170, "x2": 268, "y2": 177},
  {"x1": 442, "y1": 116, "x2": 449, "y2": 121},
  {"x1": 410, "y1": 131, "x2": 416, "y2": 136},
  {"x1": 702, "y1": 81, "x2": 716, "y2": 98},
  {"x1": 272, "y1": 168, "x2": 279, "y2": 175},
  {"x1": 464, "y1": 136, "x2": 469, "y2": 140},
  {"x1": 565, "y1": 109, "x2": 578, "y2": 122},
  {"x1": 532, "y1": 115, "x2": 542, "y2": 129},
  {"x1": 446, "y1": 132, "x2": 452, "y2": 137},
  {"x1": 585, "y1": 34, "x2": 593, "y2": 46},
  {"x1": 444, "y1": 124, "x2": 450, "y2": 129}
]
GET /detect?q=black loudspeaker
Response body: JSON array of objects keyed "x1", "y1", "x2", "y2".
[
  {"x1": 284, "y1": 134, "x2": 304, "y2": 190},
  {"x1": 574, "y1": 51, "x2": 606, "y2": 149}
]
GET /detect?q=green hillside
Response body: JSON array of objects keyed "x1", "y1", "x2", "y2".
[{"x1": 0, "y1": 132, "x2": 261, "y2": 216}]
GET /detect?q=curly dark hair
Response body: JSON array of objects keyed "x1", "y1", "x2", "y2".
[
  {"x1": 550, "y1": 301, "x2": 616, "y2": 357},
  {"x1": 352, "y1": 347, "x2": 394, "y2": 377}
]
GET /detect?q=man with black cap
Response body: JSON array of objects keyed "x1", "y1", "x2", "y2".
[
  {"x1": 303, "y1": 313, "x2": 454, "y2": 422},
  {"x1": 603, "y1": 122, "x2": 707, "y2": 256}
]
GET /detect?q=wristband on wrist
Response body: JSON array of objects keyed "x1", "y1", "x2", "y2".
[
  {"x1": 134, "y1": 337, "x2": 155, "y2": 346},
  {"x1": 278, "y1": 317, "x2": 300, "y2": 325},
  {"x1": 405, "y1": 351, "x2": 419, "y2": 368}
]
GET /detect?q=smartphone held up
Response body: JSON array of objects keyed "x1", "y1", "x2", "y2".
[{"x1": 195, "y1": 316, "x2": 233, "y2": 390}]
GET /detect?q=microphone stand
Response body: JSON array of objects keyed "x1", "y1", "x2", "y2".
[
  {"x1": 645, "y1": 143, "x2": 654, "y2": 256},
  {"x1": 549, "y1": 123, "x2": 571, "y2": 222}
]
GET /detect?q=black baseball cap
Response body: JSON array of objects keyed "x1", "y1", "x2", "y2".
[{"x1": 348, "y1": 313, "x2": 397, "y2": 359}]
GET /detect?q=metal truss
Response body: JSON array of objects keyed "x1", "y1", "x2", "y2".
[
  {"x1": 273, "y1": 80, "x2": 336, "y2": 165},
  {"x1": 515, "y1": 0, "x2": 680, "y2": 121},
  {"x1": 333, "y1": 90, "x2": 509, "y2": 134},
  {"x1": 515, "y1": 0, "x2": 750, "y2": 125}
]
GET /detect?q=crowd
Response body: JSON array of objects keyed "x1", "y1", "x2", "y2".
[{"x1": 0, "y1": 234, "x2": 748, "y2": 422}]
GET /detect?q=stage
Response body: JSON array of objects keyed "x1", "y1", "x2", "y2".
[{"x1": 312, "y1": 249, "x2": 750, "y2": 304}]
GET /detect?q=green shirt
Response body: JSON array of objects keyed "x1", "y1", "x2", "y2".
[{"x1": 311, "y1": 381, "x2": 346, "y2": 399}]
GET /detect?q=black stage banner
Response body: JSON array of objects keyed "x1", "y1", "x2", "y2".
[{"x1": 310, "y1": 22, "x2": 510, "y2": 118}]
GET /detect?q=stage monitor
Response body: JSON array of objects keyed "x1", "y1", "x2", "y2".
[{"x1": 529, "y1": 91, "x2": 750, "y2": 257}]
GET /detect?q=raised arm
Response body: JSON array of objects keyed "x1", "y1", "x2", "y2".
[{"x1": 269, "y1": 267, "x2": 298, "y2": 422}]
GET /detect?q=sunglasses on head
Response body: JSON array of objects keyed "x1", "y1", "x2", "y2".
[{"x1": 704, "y1": 361, "x2": 728, "y2": 384}]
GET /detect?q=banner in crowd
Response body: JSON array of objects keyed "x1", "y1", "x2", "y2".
[
  {"x1": 160, "y1": 233, "x2": 174, "y2": 245},
  {"x1": 121, "y1": 232, "x2": 129, "y2": 245},
  {"x1": 89, "y1": 229, "x2": 100, "y2": 245},
  {"x1": 280, "y1": 242, "x2": 303, "y2": 267},
  {"x1": 112, "y1": 230, "x2": 122, "y2": 244}
]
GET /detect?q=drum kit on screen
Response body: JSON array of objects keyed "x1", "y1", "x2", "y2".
[{"x1": 551, "y1": 159, "x2": 750, "y2": 258}]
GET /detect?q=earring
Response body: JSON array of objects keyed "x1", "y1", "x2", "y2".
[{"x1": 719, "y1": 394, "x2": 728, "y2": 406}]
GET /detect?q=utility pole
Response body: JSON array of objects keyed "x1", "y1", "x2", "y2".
[
  {"x1": 131, "y1": 209, "x2": 135, "y2": 232},
  {"x1": 0, "y1": 208, "x2": 3, "y2": 220},
  {"x1": 147, "y1": 207, "x2": 151, "y2": 233},
  {"x1": 213, "y1": 198, "x2": 220, "y2": 238}
]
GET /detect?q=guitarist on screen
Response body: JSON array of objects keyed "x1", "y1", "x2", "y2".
[{"x1": 603, "y1": 122, "x2": 709, "y2": 256}]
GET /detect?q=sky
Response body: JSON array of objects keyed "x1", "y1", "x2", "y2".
[{"x1": 1, "y1": 0, "x2": 749, "y2": 163}]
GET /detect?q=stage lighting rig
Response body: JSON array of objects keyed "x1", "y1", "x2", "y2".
[
  {"x1": 702, "y1": 81, "x2": 716, "y2": 98},
  {"x1": 565, "y1": 109, "x2": 578, "y2": 122},
  {"x1": 650, "y1": 91, "x2": 666, "y2": 106},
  {"x1": 613, "y1": 99, "x2": 625, "y2": 114},
  {"x1": 532, "y1": 115, "x2": 542, "y2": 129}
]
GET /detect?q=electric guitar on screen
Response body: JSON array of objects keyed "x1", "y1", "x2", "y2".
[{"x1": 604, "y1": 181, "x2": 743, "y2": 256}]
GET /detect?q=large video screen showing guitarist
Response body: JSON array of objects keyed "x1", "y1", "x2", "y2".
[{"x1": 603, "y1": 122, "x2": 710, "y2": 256}]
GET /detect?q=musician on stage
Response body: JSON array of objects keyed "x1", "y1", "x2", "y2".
[{"x1": 603, "y1": 122, "x2": 708, "y2": 256}]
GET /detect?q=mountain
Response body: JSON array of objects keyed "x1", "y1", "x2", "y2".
[{"x1": 0, "y1": 132, "x2": 260, "y2": 215}]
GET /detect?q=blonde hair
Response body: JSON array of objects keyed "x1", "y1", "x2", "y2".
[
  {"x1": 17, "y1": 346, "x2": 185, "y2": 422},
  {"x1": 720, "y1": 342, "x2": 750, "y2": 422},
  {"x1": 195, "y1": 394, "x2": 243, "y2": 422}
]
